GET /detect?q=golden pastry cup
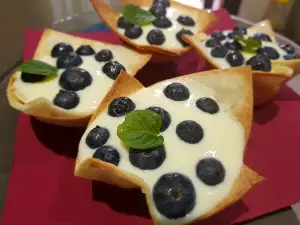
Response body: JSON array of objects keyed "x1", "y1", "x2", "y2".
[
  {"x1": 90, "y1": 0, "x2": 217, "y2": 61},
  {"x1": 183, "y1": 20, "x2": 299, "y2": 107},
  {"x1": 75, "y1": 66, "x2": 263, "y2": 224},
  {"x1": 7, "y1": 29, "x2": 151, "y2": 127}
]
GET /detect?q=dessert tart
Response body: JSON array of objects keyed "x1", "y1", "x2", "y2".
[
  {"x1": 90, "y1": 0, "x2": 216, "y2": 57},
  {"x1": 183, "y1": 20, "x2": 299, "y2": 106},
  {"x1": 7, "y1": 29, "x2": 151, "y2": 126},
  {"x1": 75, "y1": 66, "x2": 262, "y2": 224}
]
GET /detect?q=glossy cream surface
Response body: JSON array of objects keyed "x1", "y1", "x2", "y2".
[
  {"x1": 198, "y1": 29, "x2": 287, "y2": 69},
  {"x1": 78, "y1": 77, "x2": 245, "y2": 224},
  {"x1": 14, "y1": 49, "x2": 133, "y2": 114},
  {"x1": 118, "y1": 7, "x2": 198, "y2": 49}
]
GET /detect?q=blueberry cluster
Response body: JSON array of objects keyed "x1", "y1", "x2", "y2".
[
  {"x1": 21, "y1": 42, "x2": 126, "y2": 110},
  {"x1": 117, "y1": 0, "x2": 195, "y2": 46},
  {"x1": 85, "y1": 125, "x2": 120, "y2": 166},
  {"x1": 86, "y1": 82, "x2": 225, "y2": 219},
  {"x1": 163, "y1": 83, "x2": 219, "y2": 145},
  {"x1": 280, "y1": 44, "x2": 300, "y2": 60},
  {"x1": 206, "y1": 28, "x2": 300, "y2": 71},
  {"x1": 206, "y1": 29, "x2": 247, "y2": 68}
]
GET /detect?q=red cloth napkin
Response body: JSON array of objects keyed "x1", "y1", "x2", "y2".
[{"x1": 2, "y1": 9, "x2": 300, "y2": 225}]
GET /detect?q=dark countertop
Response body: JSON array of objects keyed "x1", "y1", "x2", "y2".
[{"x1": 0, "y1": 73, "x2": 18, "y2": 217}]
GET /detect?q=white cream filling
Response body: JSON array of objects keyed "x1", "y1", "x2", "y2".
[
  {"x1": 198, "y1": 29, "x2": 287, "y2": 69},
  {"x1": 78, "y1": 77, "x2": 244, "y2": 224},
  {"x1": 118, "y1": 7, "x2": 197, "y2": 49},
  {"x1": 13, "y1": 47, "x2": 134, "y2": 114}
]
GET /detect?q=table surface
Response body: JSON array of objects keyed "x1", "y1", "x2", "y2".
[{"x1": 1, "y1": 10, "x2": 300, "y2": 225}]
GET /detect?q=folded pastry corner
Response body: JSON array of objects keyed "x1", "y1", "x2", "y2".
[
  {"x1": 76, "y1": 66, "x2": 263, "y2": 224},
  {"x1": 7, "y1": 29, "x2": 151, "y2": 127},
  {"x1": 183, "y1": 19, "x2": 299, "y2": 106},
  {"x1": 90, "y1": 0, "x2": 216, "y2": 56}
]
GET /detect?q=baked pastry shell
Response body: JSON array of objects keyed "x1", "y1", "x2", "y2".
[
  {"x1": 183, "y1": 20, "x2": 298, "y2": 106},
  {"x1": 75, "y1": 66, "x2": 263, "y2": 224},
  {"x1": 7, "y1": 29, "x2": 151, "y2": 127},
  {"x1": 90, "y1": 0, "x2": 217, "y2": 58}
]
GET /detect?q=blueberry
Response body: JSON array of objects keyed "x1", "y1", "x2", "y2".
[
  {"x1": 176, "y1": 120, "x2": 203, "y2": 144},
  {"x1": 117, "y1": 16, "x2": 134, "y2": 29},
  {"x1": 205, "y1": 38, "x2": 221, "y2": 48},
  {"x1": 256, "y1": 53, "x2": 270, "y2": 61},
  {"x1": 164, "y1": 83, "x2": 190, "y2": 101},
  {"x1": 149, "y1": 3, "x2": 166, "y2": 17},
  {"x1": 147, "y1": 106, "x2": 171, "y2": 132},
  {"x1": 56, "y1": 52, "x2": 83, "y2": 69},
  {"x1": 257, "y1": 46, "x2": 280, "y2": 60},
  {"x1": 102, "y1": 61, "x2": 126, "y2": 80},
  {"x1": 51, "y1": 43, "x2": 74, "y2": 58},
  {"x1": 251, "y1": 33, "x2": 272, "y2": 42},
  {"x1": 108, "y1": 97, "x2": 135, "y2": 117},
  {"x1": 196, "y1": 97, "x2": 219, "y2": 114},
  {"x1": 129, "y1": 145, "x2": 166, "y2": 170},
  {"x1": 21, "y1": 72, "x2": 46, "y2": 83},
  {"x1": 95, "y1": 49, "x2": 113, "y2": 62},
  {"x1": 75, "y1": 45, "x2": 96, "y2": 56},
  {"x1": 93, "y1": 145, "x2": 120, "y2": 166},
  {"x1": 153, "y1": 0, "x2": 170, "y2": 7},
  {"x1": 280, "y1": 44, "x2": 295, "y2": 54},
  {"x1": 196, "y1": 158, "x2": 225, "y2": 186},
  {"x1": 85, "y1": 126, "x2": 110, "y2": 149},
  {"x1": 246, "y1": 54, "x2": 271, "y2": 71},
  {"x1": 224, "y1": 39, "x2": 243, "y2": 51},
  {"x1": 226, "y1": 51, "x2": 245, "y2": 67},
  {"x1": 177, "y1": 15, "x2": 195, "y2": 26},
  {"x1": 59, "y1": 68, "x2": 92, "y2": 91},
  {"x1": 284, "y1": 53, "x2": 300, "y2": 60},
  {"x1": 176, "y1": 29, "x2": 193, "y2": 47},
  {"x1": 233, "y1": 27, "x2": 247, "y2": 35},
  {"x1": 124, "y1": 25, "x2": 143, "y2": 39},
  {"x1": 147, "y1": 29, "x2": 165, "y2": 45},
  {"x1": 211, "y1": 45, "x2": 228, "y2": 58},
  {"x1": 228, "y1": 27, "x2": 247, "y2": 39},
  {"x1": 153, "y1": 173, "x2": 196, "y2": 219},
  {"x1": 211, "y1": 31, "x2": 226, "y2": 41},
  {"x1": 53, "y1": 89, "x2": 79, "y2": 110},
  {"x1": 152, "y1": 16, "x2": 172, "y2": 28}
]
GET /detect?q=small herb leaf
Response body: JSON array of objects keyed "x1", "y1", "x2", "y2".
[
  {"x1": 242, "y1": 46, "x2": 257, "y2": 54},
  {"x1": 235, "y1": 36, "x2": 243, "y2": 42},
  {"x1": 117, "y1": 110, "x2": 164, "y2": 149},
  {"x1": 18, "y1": 60, "x2": 58, "y2": 76},
  {"x1": 234, "y1": 36, "x2": 262, "y2": 54},
  {"x1": 122, "y1": 3, "x2": 156, "y2": 26},
  {"x1": 245, "y1": 38, "x2": 261, "y2": 49}
]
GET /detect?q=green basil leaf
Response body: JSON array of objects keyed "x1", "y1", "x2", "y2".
[
  {"x1": 18, "y1": 60, "x2": 58, "y2": 76},
  {"x1": 234, "y1": 36, "x2": 261, "y2": 54},
  {"x1": 242, "y1": 46, "x2": 257, "y2": 54},
  {"x1": 117, "y1": 110, "x2": 164, "y2": 149},
  {"x1": 234, "y1": 35, "x2": 244, "y2": 42},
  {"x1": 245, "y1": 38, "x2": 261, "y2": 48},
  {"x1": 122, "y1": 3, "x2": 156, "y2": 26}
]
